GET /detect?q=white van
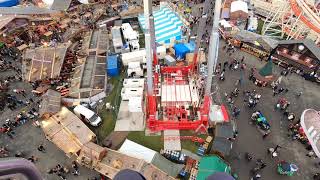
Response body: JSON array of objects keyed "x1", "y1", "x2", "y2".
[{"x1": 73, "y1": 105, "x2": 102, "y2": 126}]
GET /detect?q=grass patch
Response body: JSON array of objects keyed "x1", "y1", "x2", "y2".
[
  {"x1": 127, "y1": 131, "x2": 163, "y2": 152},
  {"x1": 257, "y1": 19, "x2": 264, "y2": 35},
  {"x1": 96, "y1": 73, "x2": 124, "y2": 142},
  {"x1": 180, "y1": 130, "x2": 207, "y2": 153}
]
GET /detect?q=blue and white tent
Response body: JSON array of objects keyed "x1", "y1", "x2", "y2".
[{"x1": 138, "y1": 7, "x2": 183, "y2": 44}]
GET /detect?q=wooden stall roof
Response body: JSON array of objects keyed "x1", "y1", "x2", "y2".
[
  {"x1": 79, "y1": 142, "x2": 107, "y2": 162},
  {"x1": 95, "y1": 149, "x2": 175, "y2": 180},
  {"x1": 0, "y1": 16, "x2": 15, "y2": 30},
  {"x1": 80, "y1": 29, "x2": 109, "y2": 55},
  {"x1": 41, "y1": 107, "x2": 96, "y2": 155},
  {"x1": 0, "y1": 15, "x2": 30, "y2": 30},
  {"x1": 231, "y1": 30, "x2": 278, "y2": 51},
  {"x1": 68, "y1": 55, "x2": 106, "y2": 99},
  {"x1": 39, "y1": 89, "x2": 61, "y2": 117},
  {"x1": 22, "y1": 43, "x2": 71, "y2": 82}
]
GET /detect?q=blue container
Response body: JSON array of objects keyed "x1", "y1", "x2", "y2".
[
  {"x1": 106, "y1": 55, "x2": 119, "y2": 77},
  {"x1": 174, "y1": 44, "x2": 190, "y2": 59},
  {"x1": 0, "y1": 0, "x2": 19, "y2": 7}
]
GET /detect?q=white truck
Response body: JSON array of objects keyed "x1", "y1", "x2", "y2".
[
  {"x1": 121, "y1": 23, "x2": 140, "y2": 51},
  {"x1": 73, "y1": 105, "x2": 102, "y2": 126},
  {"x1": 121, "y1": 88, "x2": 144, "y2": 101},
  {"x1": 123, "y1": 78, "x2": 145, "y2": 88},
  {"x1": 127, "y1": 62, "x2": 144, "y2": 77},
  {"x1": 121, "y1": 46, "x2": 166, "y2": 65}
]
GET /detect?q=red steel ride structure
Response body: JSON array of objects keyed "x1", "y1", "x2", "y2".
[{"x1": 144, "y1": 0, "x2": 222, "y2": 133}]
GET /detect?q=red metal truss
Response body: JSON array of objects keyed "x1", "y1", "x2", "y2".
[{"x1": 146, "y1": 66, "x2": 211, "y2": 132}]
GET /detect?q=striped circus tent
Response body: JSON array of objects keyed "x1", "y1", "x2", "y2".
[{"x1": 138, "y1": 7, "x2": 183, "y2": 44}]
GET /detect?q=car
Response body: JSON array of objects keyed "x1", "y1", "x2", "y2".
[{"x1": 73, "y1": 105, "x2": 102, "y2": 127}]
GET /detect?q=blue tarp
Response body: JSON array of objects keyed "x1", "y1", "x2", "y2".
[
  {"x1": 184, "y1": 41, "x2": 195, "y2": 52},
  {"x1": 106, "y1": 55, "x2": 119, "y2": 77},
  {"x1": 0, "y1": 0, "x2": 19, "y2": 7},
  {"x1": 174, "y1": 44, "x2": 190, "y2": 59}
]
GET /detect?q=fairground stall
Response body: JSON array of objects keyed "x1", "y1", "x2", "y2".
[{"x1": 230, "y1": 30, "x2": 278, "y2": 60}]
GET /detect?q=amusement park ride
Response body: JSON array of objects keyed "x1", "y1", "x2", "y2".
[
  {"x1": 143, "y1": 0, "x2": 226, "y2": 133},
  {"x1": 262, "y1": 0, "x2": 320, "y2": 43}
]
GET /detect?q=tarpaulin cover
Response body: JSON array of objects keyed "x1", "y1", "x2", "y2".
[
  {"x1": 184, "y1": 41, "x2": 195, "y2": 52},
  {"x1": 106, "y1": 55, "x2": 119, "y2": 77},
  {"x1": 197, "y1": 156, "x2": 231, "y2": 180},
  {"x1": 174, "y1": 44, "x2": 190, "y2": 59},
  {"x1": 0, "y1": 0, "x2": 19, "y2": 7}
]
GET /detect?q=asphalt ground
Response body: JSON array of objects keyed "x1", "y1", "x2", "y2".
[
  {"x1": 216, "y1": 40, "x2": 320, "y2": 180},
  {"x1": 0, "y1": 55, "x2": 98, "y2": 180}
]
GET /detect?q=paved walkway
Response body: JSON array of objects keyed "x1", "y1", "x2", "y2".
[
  {"x1": 164, "y1": 130, "x2": 182, "y2": 150},
  {"x1": 217, "y1": 40, "x2": 320, "y2": 180}
]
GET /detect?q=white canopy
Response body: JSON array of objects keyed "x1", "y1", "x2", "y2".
[
  {"x1": 119, "y1": 139, "x2": 157, "y2": 163},
  {"x1": 301, "y1": 109, "x2": 320, "y2": 158},
  {"x1": 230, "y1": 0, "x2": 248, "y2": 13}
]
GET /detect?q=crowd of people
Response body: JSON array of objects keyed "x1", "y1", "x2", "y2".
[
  {"x1": 47, "y1": 161, "x2": 81, "y2": 180},
  {"x1": 216, "y1": 39, "x2": 320, "y2": 179}
]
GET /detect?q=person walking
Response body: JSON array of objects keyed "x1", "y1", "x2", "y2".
[
  {"x1": 37, "y1": 144, "x2": 45, "y2": 152},
  {"x1": 262, "y1": 133, "x2": 269, "y2": 139},
  {"x1": 251, "y1": 173, "x2": 261, "y2": 180},
  {"x1": 72, "y1": 161, "x2": 80, "y2": 176}
]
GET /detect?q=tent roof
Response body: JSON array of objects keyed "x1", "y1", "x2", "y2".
[
  {"x1": 230, "y1": 0, "x2": 248, "y2": 13},
  {"x1": 277, "y1": 39, "x2": 320, "y2": 60},
  {"x1": 39, "y1": 89, "x2": 61, "y2": 117},
  {"x1": 41, "y1": 107, "x2": 96, "y2": 155},
  {"x1": 259, "y1": 60, "x2": 273, "y2": 77},
  {"x1": 232, "y1": 30, "x2": 278, "y2": 51},
  {"x1": 69, "y1": 55, "x2": 106, "y2": 99},
  {"x1": 174, "y1": 44, "x2": 190, "y2": 57},
  {"x1": 301, "y1": 109, "x2": 320, "y2": 158},
  {"x1": 22, "y1": 43, "x2": 70, "y2": 82},
  {"x1": 119, "y1": 139, "x2": 157, "y2": 163},
  {"x1": 0, "y1": 15, "x2": 15, "y2": 30},
  {"x1": 151, "y1": 153, "x2": 184, "y2": 177},
  {"x1": 197, "y1": 156, "x2": 231, "y2": 180}
]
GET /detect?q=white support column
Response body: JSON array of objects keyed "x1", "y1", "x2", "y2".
[
  {"x1": 205, "y1": 0, "x2": 222, "y2": 96},
  {"x1": 144, "y1": 0, "x2": 154, "y2": 95}
]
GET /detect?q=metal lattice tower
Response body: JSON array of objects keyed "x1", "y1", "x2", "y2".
[{"x1": 261, "y1": 0, "x2": 320, "y2": 43}]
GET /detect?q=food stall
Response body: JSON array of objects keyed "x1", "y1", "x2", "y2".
[{"x1": 231, "y1": 30, "x2": 278, "y2": 60}]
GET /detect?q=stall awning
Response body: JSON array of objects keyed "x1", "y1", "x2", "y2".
[{"x1": 301, "y1": 109, "x2": 320, "y2": 158}]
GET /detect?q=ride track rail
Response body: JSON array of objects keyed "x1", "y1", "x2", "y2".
[{"x1": 289, "y1": 0, "x2": 320, "y2": 34}]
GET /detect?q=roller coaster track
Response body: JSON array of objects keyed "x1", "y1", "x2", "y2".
[{"x1": 289, "y1": 0, "x2": 320, "y2": 34}]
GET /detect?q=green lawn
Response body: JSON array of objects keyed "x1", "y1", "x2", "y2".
[
  {"x1": 180, "y1": 130, "x2": 207, "y2": 153},
  {"x1": 127, "y1": 131, "x2": 163, "y2": 152},
  {"x1": 126, "y1": 130, "x2": 206, "y2": 153},
  {"x1": 257, "y1": 19, "x2": 264, "y2": 35},
  {"x1": 96, "y1": 73, "x2": 124, "y2": 141}
]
